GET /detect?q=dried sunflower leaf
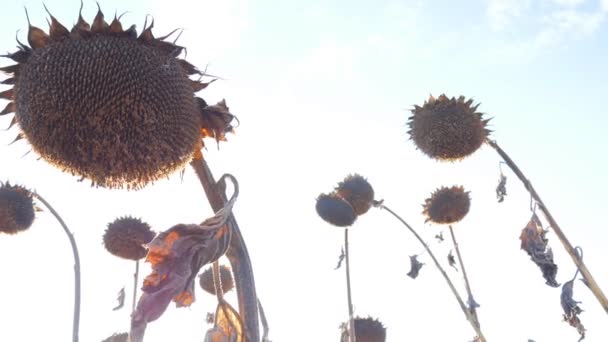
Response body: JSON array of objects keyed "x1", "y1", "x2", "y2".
[
  {"x1": 130, "y1": 175, "x2": 238, "y2": 342},
  {"x1": 519, "y1": 214, "x2": 559, "y2": 287},
  {"x1": 448, "y1": 250, "x2": 458, "y2": 272},
  {"x1": 204, "y1": 300, "x2": 244, "y2": 342},
  {"x1": 112, "y1": 287, "x2": 125, "y2": 311},
  {"x1": 496, "y1": 173, "x2": 507, "y2": 203},
  {"x1": 335, "y1": 248, "x2": 345, "y2": 270},
  {"x1": 406, "y1": 255, "x2": 424, "y2": 279},
  {"x1": 561, "y1": 279, "x2": 585, "y2": 341}
]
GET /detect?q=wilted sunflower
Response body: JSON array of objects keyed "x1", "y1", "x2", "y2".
[
  {"x1": 423, "y1": 186, "x2": 471, "y2": 224},
  {"x1": 199, "y1": 264, "x2": 235, "y2": 295},
  {"x1": 408, "y1": 95, "x2": 491, "y2": 161},
  {"x1": 0, "y1": 181, "x2": 35, "y2": 234},
  {"x1": 316, "y1": 193, "x2": 357, "y2": 227},
  {"x1": 341, "y1": 316, "x2": 387, "y2": 342},
  {"x1": 103, "y1": 216, "x2": 155, "y2": 260},
  {"x1": 335, "y1": 174, "x2": 374, "y2": 216},
  {"x1": 0, "y1": 5, "x2": 236, "y2": 189}
]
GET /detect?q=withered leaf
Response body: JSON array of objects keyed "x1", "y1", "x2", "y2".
[
  {"x1": 112, "y1": 287, "x2": 125, "y2": 311},
  {"x1": 435, "y1": 231, "x2": 444, "y2": 242},
  {"x1": 519, "y1": 214, "x2": 559, "y2": 287},
  {"x1": 335, "y1": 247, "x2": 345, "y2": 270},
  {"x1": 448, "y1": 250, "x2": 458, "y2": 272},
  {"x1": 130, "y1": 174, "x2": 239, "y2": 342},
  {"x1": 406, "y1": 255, "x2": 424, "y2": 279},
  {"x1": 204, "y1": 300, "x2": 244, "y2": 342},
  {"x1": 561, "y1": 279, "x2": 585, "y2": 341},
  {"x1": 496, "y1": 173, "x2": 507, "y2": 203}
]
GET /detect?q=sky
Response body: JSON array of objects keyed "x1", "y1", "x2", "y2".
[{"x1": 0, "y1": 0, "x2": 607, "y2": 341}]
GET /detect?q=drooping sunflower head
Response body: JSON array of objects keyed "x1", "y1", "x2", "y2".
[
  {"x1": 0, "y1": 5, "x2": 237, "y2": 189},
  {"x1": 0, "y1": 181, "x2": 35, "y2": 234},
  {"x1": 422, "y1": 185, "x2": 471, "y2": 224},
  {"x1": 341, "y1": 316, "x2": 387, "y2": 342},
  {"x1": 408, "y1": 95, "x2": 491, "y2": 161},
  {"x1": 198, "y1": 264, "x2": 235, "y2": 295},
  {"x1": 103, "y1": 216, "x2": 155, "y2": 260},
  {"x1": 335, "y1": 174, "x2": 375, "y2": 216},
  {"x1": 315, "y1": 193, "x2": 357, "y2": 227}
]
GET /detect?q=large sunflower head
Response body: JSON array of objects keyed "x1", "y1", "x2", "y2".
[
  {"x1": 422, "y1": 185, "x2": 471, "y2": 224},
  {"x1": 0, "y1": 181, "x2": 35, "y2": 234},
  {"x1": 335, "y1": 174, "x2": 375, "y2": 216},
  {"x1": 315, "y1": 192, "x2": 357, "y2": 227},
  {"x1": 198, "y1": 264, "x2": 235, "y2": 295},
  {"x1": 407, "y1": 94, "x2": 491, "y2": 161},
  {"x1": 0, "y1": 6, "x2": 237, "y2": 189},
  {"x1": 103, "y1": 216, "x2": 155, "y2": 260},
  {"x1": 341, "y1": 316, "x2": 387, "y2": 342}
]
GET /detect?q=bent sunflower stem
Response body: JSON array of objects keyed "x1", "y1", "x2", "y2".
[
  {"x1": 344, "y1": 228, "x2": 356, "y2": 342},
  {"x1": 486, "y1": 139, "x2": 608, "y2": 314},
  {"x1": 377, "y1": 202, "x2": 486, "y2": 342},
  {"x1": 32, "y1": 192, "x2": 81, "y2": 342},
  {"x1": 190, "y1": 157, "x2": 260, "y2": 342}
]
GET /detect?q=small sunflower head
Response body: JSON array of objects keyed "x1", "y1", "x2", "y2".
[
  {"x1": 423, "y1": 186, "x2": 471, "y2": 224},
  {"x1": 408, "y1": 94, "x2": 491, "y2": 161},
  {"x1": 103, "y1": 216, "x2": 155, "y2": 260},
  {"x1": 0, "y1": 6, "x2": 237, "y2": 189},
  {"x1": 198, "y1": 265, "x2": 234, "y2": 295},
  {"x1": 316, "y1": 193, "x2": 357, "y2": 227},
  {"x1": 336, "y1": 174, "x2": 375, "y2": 215},
  {"x1": 341, "y1": 316, "x2": 387, "y2": 342},
  {"x1": 0, "y1": 182, "x2": 35, "y2": 234}
]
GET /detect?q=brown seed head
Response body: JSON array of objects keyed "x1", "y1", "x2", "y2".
[
  {"x1": 0, "y1": 7, "x2": 236, "y2": 189},
  {"x1": 423, "y1": 185, "x2": 471, "y2": 224},
  {"x1": 0, "y1": 182, "x2": 35, "y2": 234},
  {"x1": 341, "y1": 316, "x2": 387, "y2": 342},
  {"x1": 103, "y1": 216, "x2": 155, "y2": 260},
  {"x1": 408, "y1": 94, "x2": 491, "y2": 161},
  {"x1": 198, "y1": 265, "x2": 234, "y2": 295},
  {"x1": 316, "y1": 193, "x2": 357, "y2": 227},
  {"x1": 336, "y1": 174, "x2": 374, "y2": 216},
  {"x1": 101, "y1": 332, "x2": 128, "y2": 342}
]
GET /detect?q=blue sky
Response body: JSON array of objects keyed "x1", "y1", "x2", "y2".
[{"x1": 0, "y1": 0, "x2": 607, "y2": 341}]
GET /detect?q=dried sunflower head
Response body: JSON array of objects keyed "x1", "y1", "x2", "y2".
[
  {"x1": 341, "y1": 316, "x2": 387, "y2": 342},
  {"x1": 101, "y1": 332, "x2": 128, "y2": 342},
  {"x1": 198, "y1": 265, "x2": 235, "y2": 295},
  {"x1": 423, "y1": 186, "x2": 471, "y2": 224},
  {"x1": 335, "y1": 174, "x2": 374, "y2": 216},
  {"x1": 408, "y1": 95, "x2": 491, "y2": 161},
  {"x1": 0, "y1": 181, "x2": 35, "y2": 234},
  {"x1": 103, "y1": 216, "x2": 155, "y2": 260},
  {"x1": 316, "y1": 193, "x2": 357, "y2": 227},
  {"x1": 0, "y1": 6, "x2": 236, "y2": 189}
]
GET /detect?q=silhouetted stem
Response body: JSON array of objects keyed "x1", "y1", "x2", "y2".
[
  {"x1": 487, "y1": 139, "x2": 608, "y2": 314},
  {"x1": 258, "y1": 299, "x2": 270, "y2": 342},
  {"x1": 212, "y1": 261, "x2": 224, "y2": 301},
  {"x1": 190, "y1": 158, "x2": 260, "y2": 342},
  {"x1": 132, "y1": 260, "x2": 139, "y2": 313},
  {"x1": 378, "y1": 203, "x2": 486, "y2": 341},
  {"x1": 448, "y1": 225, "x2": 481, "y2": 329},
  {"x1": 344, "y1": 229, "x2": 356, "y2": 342},
  {"x1": 33, "y1": 192, "x2": 81, "y2": 342}
]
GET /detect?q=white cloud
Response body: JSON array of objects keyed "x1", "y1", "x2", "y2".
[{"x1": 487, "y1": 0, "x2": 530, "y2": 30}]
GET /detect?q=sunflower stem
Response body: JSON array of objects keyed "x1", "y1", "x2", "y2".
[
  {"x1": 33, "y1": 192, "x2": 81, "y2": 342},
  {"x1": 132, "y1": 260, "x2": 139, "y2": 314},
  {"x1": 258, "y1": 299, "x2": 270, "y2": 342},
  {"x1": 486, "y1": 139, "x2": 608, "y2": 314},
  {"x1": 212, "y1": 261, "x2": 224, "y2": 302},
  {"x1": 378, "y1": 202, "x2": 486, "y2": 342},
  {"x1": 344, "y1": 228, "x2": 357, "y2": 342},
  {"x1": 448, "y1": 225, "x2": 481, "y2": 330},
  {"x1": 190, "y1": 157, "x2": 260, "y2": 342}
]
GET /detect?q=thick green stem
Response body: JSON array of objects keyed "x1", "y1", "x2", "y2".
[
  {"x1": 379, "y1": 203, "x2": 486, "y2": 341},
  {"x1": 190, "y1": 158, "x2": 260, "y2": 342},
  {"x1": 33, "y1": 192, "x2": 81, "y2": 342},
  {"x1": 487, "y1": 139, "x2": 608, "y2": 314}
]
